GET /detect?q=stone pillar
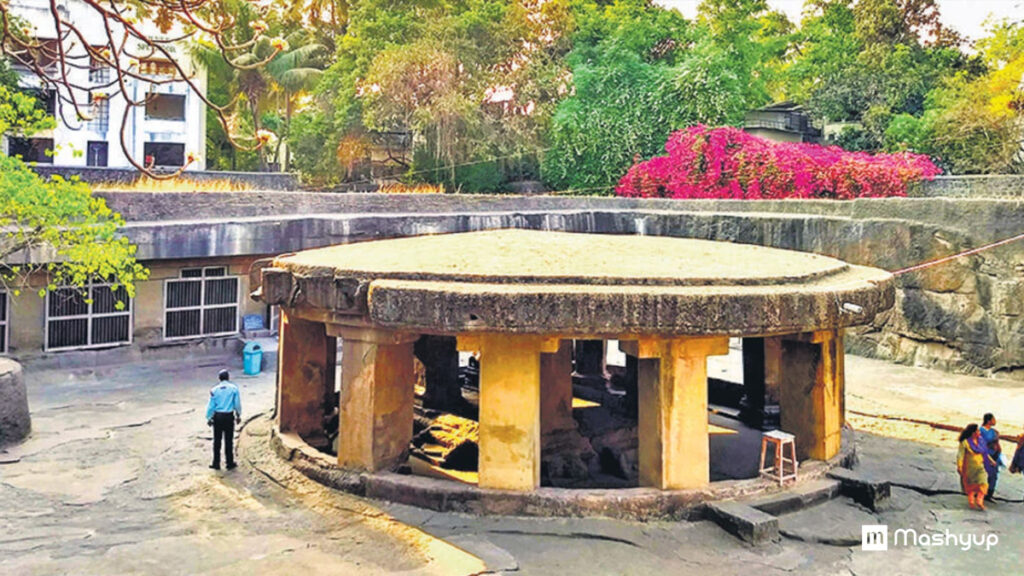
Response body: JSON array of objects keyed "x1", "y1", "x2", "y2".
[
  {"x1": 277, "y1": 309, "x2": 336, "y2": 439},
  {"x1": 414, "y1": 335, "x2": 461, "y2": 411},
  {"x1": 573, "y1": 339, "x2": 607, "y2": 387},
  {"x1": 740, "y1": 337, "x2": 781, "y2": 430},
  {"x1": 616, "y1": 341, "x2": 640, "y2": 419},
  {"x1": 541, "y1": 339, "x2": 575, "y2": 437},
  {"x1": 334, "y1": 326, "x2": 418, "y2": 472},
  {"x1": 779, "y1": 330, "x2": 844, "y2": 461},
  {"x1": 635, "y1": 337, "x2": 729, "y2": 490},
  {"x1": 458, "y1": 334, "x2": 559, "y2": 491}
]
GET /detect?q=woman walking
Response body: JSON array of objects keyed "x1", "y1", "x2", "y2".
[
  {"x1": 979, "y1": 413, "x2": 1001, "y2": 500},
  {"x1": 957, "y1": 424, "x2": 996, "y2": 510}
]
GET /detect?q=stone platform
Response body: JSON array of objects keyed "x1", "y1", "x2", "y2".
[
  {"x1": 263, "y1": 229, "x2": 894, "y2": 337},
  {"x1": 266, "y1": 418, "x2": 858, "y2": 520}
]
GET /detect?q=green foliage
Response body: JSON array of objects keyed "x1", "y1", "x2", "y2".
[
  {"x1": 0, "y1": 84, "x2": 54, "y2": 137},
  {"x1": 0, "y1": 156, "x2": 148, "y2": 298},
  {"x1": 282, "y1": 0, "x2": 1023, "y2": 187},
  {"x1": 542, "y1": 0, "x2": 755, "y2": 192},
  {"x1": 0, "y1": 86, "x2": 146, "y2": 296},
  {"x1": 883, "y1": 18, "x2": 1024, "y2": 174}
]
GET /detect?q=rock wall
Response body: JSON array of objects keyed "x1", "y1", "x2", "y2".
[
  {"x1": 0, "y1": 358, "x2": 30, "y2": 446},
  {"x1": 909, "y1": 175, "x2": 1024, "y2": 199},
  {"x1": 97, "y1": 191, "x2": 1024, "y2": 379}
]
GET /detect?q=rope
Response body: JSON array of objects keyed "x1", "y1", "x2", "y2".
[{"x1": 890, "y1": 231, "x2": 1024, "y2": 276}]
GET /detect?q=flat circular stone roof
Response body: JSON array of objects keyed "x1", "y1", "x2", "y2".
[
  {"x1": 282, "y1": 229, "x2": 848, "y2": 287},
  {"x1": 266, "y1": 229, "x2": 895, "y2": 336}
]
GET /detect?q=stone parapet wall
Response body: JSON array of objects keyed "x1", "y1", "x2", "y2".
[
  {"x1": 99, "y1": 192, "x2": 1024, "y2": 379},
  {"x1": 911, "y1": 175, "x2": 1024, "y2": 199},
  {"x1": 36, "y1": 166, "x2": 303, "y2": 191}
]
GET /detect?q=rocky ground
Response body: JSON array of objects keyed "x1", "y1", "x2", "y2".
[{"x1": 1, "y1": 353, "x2": 1022, "y2": 575}]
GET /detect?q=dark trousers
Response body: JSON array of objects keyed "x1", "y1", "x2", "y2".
[{"x1": 212, "y1": 412, "x2": 236, "y2": 468}]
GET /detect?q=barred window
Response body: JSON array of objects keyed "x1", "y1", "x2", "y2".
[
  {"x1": 45, "y1": 283, "x2": 131, "y2": 351},
  {"x1": 164, "y1": 267, "x2": 239, "y2": 339},
  {"x1": 89, "y1": 96, "x2": 109, "y2": 133}
]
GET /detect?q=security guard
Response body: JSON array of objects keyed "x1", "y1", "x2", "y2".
[{"x1": 206, "y1": 369, "x2": 242, "y2": 470}]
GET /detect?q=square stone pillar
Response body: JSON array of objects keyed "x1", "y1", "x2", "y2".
[
  {"x1": 331, "y1": 325, "x2": 418, "y2": 472},
  {"x1": 740, "y1": 337, "x2": 782, "y2": 430},
  {"x1": 277, "y1": 308, "x2": 337, "y2": 439},
  {"x1": 573, "y1": 339, "x2": 607, "y2": 387},
  {"x1": 458, "y1": 334, "x2": 560, "y2": 491},
  {"x1": 541, "y1": 339, "x2": 575, "y2": 437},
  {"x1": 779, "y1": 330, "x2": 844, "y2": 461},
  {"x1": 634, "y1": 337, "x2": 729, "y2": 490},
  {"x1": 414, "y1": 335, "x2": 461, "y2": 411}
]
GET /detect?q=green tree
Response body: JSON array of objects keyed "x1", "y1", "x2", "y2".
[
  {"x1": 541, "y1": 0, "x2": 752, "y2": 192},
  {"x1": 885, "y1": 18, "x2": 1024, "y2": 173},
  {"x1": 788, "y1": 0, "x2": 974, "y2": 151},
  {"x1": 0, "y1": 85, "x2": 147, "y2": 297},
  {"x1": 297, "y1": 0, "x2": 566, "y2": 190}
]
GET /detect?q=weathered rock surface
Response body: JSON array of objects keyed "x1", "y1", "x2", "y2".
[{"x1": 0, "y1": 358, "x2": 29, "y2": 446}]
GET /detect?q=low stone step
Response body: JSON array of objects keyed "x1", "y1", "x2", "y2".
[
  {"x1": 706, "y1": 501, "x2": 779, "y2": 545},
  {"x1": 746, "y1": 479, "x2": 841, "y2": 516},
  {"x1": 827, "y1": 467, "x2": 891, "y2": 511}
]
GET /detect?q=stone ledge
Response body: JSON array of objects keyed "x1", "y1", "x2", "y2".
[
  {"x1": 706, "y1": 501, "x2": 779, "y2": 545},
  {"x1": 827, "y1": 467, "x2": 891, "y2": 511},
  {"x1": 745, "y1": 479, "x2": 842, "y2": 516},
  {"x1": 267, "y1": 420, "x2": 857, "y2": 521}
]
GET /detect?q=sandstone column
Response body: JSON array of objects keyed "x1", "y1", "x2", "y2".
[
  {"x1": 779, "y1": 330, "x2": 844, "y2": 461},
  {"x1": 458, "y1": 334, "x2": 559, "y2": 491},
  {"x1": 740, "y1": 337, "x2": 782, "y2": 429},
  {"x1": 333, "y1": 325, "x2": 418, "y2": 471},
  {"x1": 414, "y1": 335, "x2": 461, "y2": 411},
  {"x1": 277, "y1": 309, "x2": 336, "y2": 439},
  {"x1": 635, "y1": 337, "x2": 729, "y2": 490},
  {"x1": 573, "y1": 339, "x2": 607, "y2": 387},
  {"x1": 541, "y1": 339, "x2": 575, "y2": 437}
]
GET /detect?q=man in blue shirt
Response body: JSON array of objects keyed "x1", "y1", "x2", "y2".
[{"x1": 206, "y1": 369, "x2": 242, "y2": 470}]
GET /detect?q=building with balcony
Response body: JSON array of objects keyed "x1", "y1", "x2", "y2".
[
  {"x1": 743, "y1": 102, "x2": 822, "y2": 144},
  {"x1": 1, "y1": 0, "x2": 206, "y2": 170}
]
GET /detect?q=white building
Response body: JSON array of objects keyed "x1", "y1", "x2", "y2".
[{"x1": 3, "y1": 0, "x2": 206, "y2": 170}]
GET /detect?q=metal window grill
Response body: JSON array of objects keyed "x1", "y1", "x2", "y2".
[
  {"x1": 89, "y1": 65, "x2": 110, "y2": 84},
  {"x1": 89, "y1": 99, "x2": 109, "y2": 133},
  {"x1": 45, "y1": 283, "x2": 132, "y2": 351},
  {"x1": 164, "y1": 267, "x2": 239, "y2": 340}
]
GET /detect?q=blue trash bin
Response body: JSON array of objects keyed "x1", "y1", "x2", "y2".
[{"x1": 243, "y1": 341, "x2": 263, "y2": 375}]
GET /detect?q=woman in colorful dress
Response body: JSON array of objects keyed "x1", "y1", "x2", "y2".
[
  {"x1": 958, "y1": 424, "x2": 996, "y2": 510},
  {"x1": 979, "y1": 413, "x2": 1001, "y2": 500}
]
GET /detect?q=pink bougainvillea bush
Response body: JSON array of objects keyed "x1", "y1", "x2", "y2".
[{"x1": 615, "y1": 125, "x2": 941, "y2": 200}]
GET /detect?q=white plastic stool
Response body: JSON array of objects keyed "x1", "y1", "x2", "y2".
[{"x1": 759, "y1": 430, "x2": 798, "y2": 486}]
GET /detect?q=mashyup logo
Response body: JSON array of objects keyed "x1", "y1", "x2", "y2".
[
  {"x1": 861, "y1": 524, "x2": 999, "y2": 552},
  {"x1": 861, "y1": 525, "x2": 888, "y2": 551}
]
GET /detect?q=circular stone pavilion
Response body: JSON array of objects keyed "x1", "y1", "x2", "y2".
[{"x1": 257, "y1": 229, "x2": 894, "y2": 497}]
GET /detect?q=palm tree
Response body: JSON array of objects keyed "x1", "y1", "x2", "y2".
[
  {"x1": 265, "y1": 32, "x2": 328, "y2": 171},
  {"x1": 193, "y1": 30, "x2": 326, "y2": 171}
]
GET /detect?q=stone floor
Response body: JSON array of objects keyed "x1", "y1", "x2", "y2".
[{"x1": 1, "y1": 353, "x2": 1022, "y2": 575}]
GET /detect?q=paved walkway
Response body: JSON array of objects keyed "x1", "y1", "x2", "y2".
[{"x1": 1, "y1": 353, "x2": 1022, "y2": 575}]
